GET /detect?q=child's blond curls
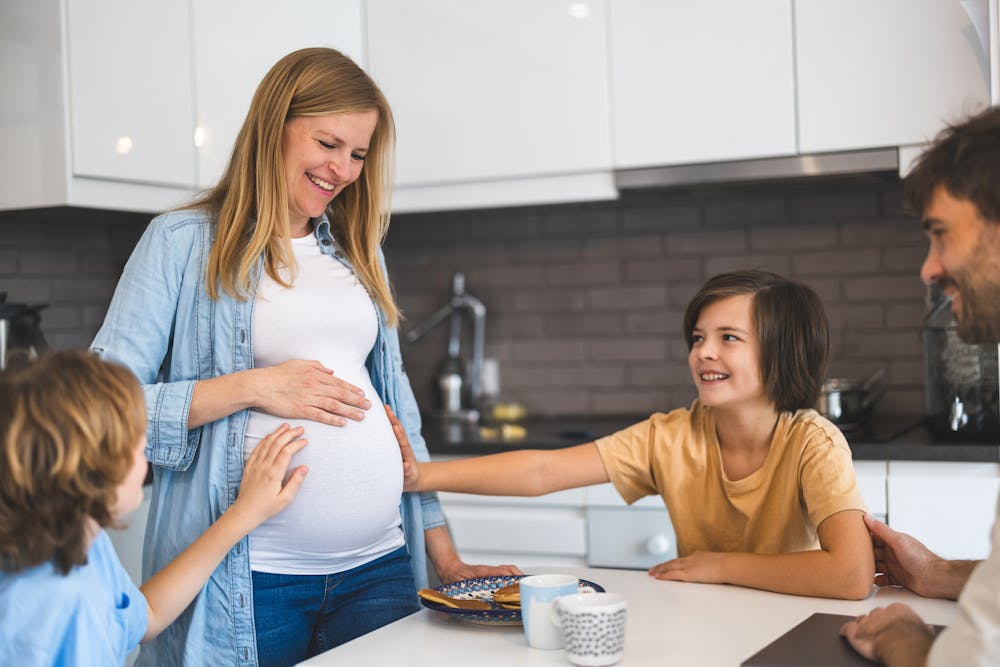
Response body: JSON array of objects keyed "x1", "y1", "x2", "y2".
[{"x1": 0, "y1": 351, "x2": 146, "y2": 575}]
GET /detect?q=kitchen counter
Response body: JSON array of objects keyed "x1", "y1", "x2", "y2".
[
  {"x1": 300, "y1": 567, "x2": 958, "y2": 666},
  {"x1": 422, "y1": 414, "x2": 1000, "y2": 463}
]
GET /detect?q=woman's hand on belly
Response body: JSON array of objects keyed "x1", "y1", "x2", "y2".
[{"x1": 250, "y1": 359, "x2": 372, "y2": 427}]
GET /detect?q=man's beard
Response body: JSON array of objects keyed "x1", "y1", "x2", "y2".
[{"x1": 953, "y1": 254, "x2": 1000, "y2": 343}]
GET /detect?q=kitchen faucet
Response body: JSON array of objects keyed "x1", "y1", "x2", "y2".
[{"x1": 405, "y1": 272, "x2": 486, "y2": 420}]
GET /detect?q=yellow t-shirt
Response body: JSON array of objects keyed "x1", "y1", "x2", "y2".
[{"x1": 595, "y1": 400, "x2": 867, "y2": 556}]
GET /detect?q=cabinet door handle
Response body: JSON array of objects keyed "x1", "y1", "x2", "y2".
[{"x1": 645, "y1": 534, "x2": 673, "y2": 556}]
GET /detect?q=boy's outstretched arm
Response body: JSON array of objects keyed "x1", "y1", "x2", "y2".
[
  {"x1": 388, "y1": 406, "x2": 610, "y2": 496},
  {"x1": 140, "y1": 424, "x2": 308, "y2": 641},
  {"x1": 648, "y1": 509, "x2": 876, "y2": 600}
]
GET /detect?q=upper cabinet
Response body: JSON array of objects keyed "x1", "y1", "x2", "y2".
[
  {"x1": 1, "y1": 1, "x2": 992, "y2": 214},
  {"x1": 366, "y1": 0, "x2": 615, "y2": 212},
  {"x1": 67, "y1": 0, "x2": 197, "y2": 188},
  {"x1": 795, "y1": 0, "x2": 989, "y2": 153},
  {"x1": 610, "y1": 1, "x2": 797, "y2": 169},
  {"x1": 191, "y1": 0, "x2": 365, "y2": 188},
  {"x1": 0, "y1": 0, "x2": 364, "y2": 212}
]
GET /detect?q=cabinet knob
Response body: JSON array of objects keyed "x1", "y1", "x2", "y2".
[{"x1": 645, "y1": 534, "x2": 672, "y2": 556}]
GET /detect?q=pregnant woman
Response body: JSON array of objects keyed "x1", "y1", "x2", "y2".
[{"x1": 92, "y1": 47, "x2": 517, "y2": 666}]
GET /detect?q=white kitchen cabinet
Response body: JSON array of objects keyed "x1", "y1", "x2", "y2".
[
  {"x1": 887, "y1": 461, "x2": 1000, "y2": 560},
  {"x1": 610, "y1": 0, "x2": 797, "y2": 169},
  {"x1": 855, "y1": 460, "x2": 888, "y2": 522},
  {"x1": 1, "y1": 0, "x2": 193, "y2": 211},
  {"x1": 191, "y1": 0, "x2": 365, "y2": 188},
  {"x1": 365, "y1": 0, "x2": 615, "y2": 212},
  {"x1": 0, "y1": 0, "x2": 365, "y2": 212},
  {"x1": 67, "y1": 0, "x2": 196, "y2": 188},
  {"x1": 795, "y1": 0, "x2": 989, "y2": 154},
  {"x1": 438, "y1": 490, "x2": 588, "y2": 568}
]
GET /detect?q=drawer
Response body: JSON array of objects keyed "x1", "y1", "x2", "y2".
[
  {"x1": 586, "y1": 506, "x2": 676, "y2": 569},
  {"x1": 444, "y1": 505, "x2": 586, "y2": 556}
]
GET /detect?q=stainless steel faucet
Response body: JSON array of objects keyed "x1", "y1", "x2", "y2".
[{"x1": 406, "y1": 272, "x2": 486, "y2": 418}]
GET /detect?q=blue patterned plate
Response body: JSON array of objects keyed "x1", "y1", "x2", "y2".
[{"x1": 419, "y1": 574, "x2": 605, "y2": 626}]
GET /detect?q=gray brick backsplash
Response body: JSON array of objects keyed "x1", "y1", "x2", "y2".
[
  {"x1": 792, "y1": 249, "x2": 881, "y2": 276},
  {"x1": 751, "y1": 225, "x2": 838, "y2": 250},
  {"x1": 703, "y1": 197, "x2": 787, "y2": 226},
  {"x1": 627, "y1": 363, "x2": 694, "y2": 388},
  {"x1": 19, "y1": 250, "x2": 80, "y2": 275},
  {"x1": 667, "y1": 229, "x2": 747, "y2": 255},
  {"x1": 840, "y1": 217, "x2": 925, "y2": 246},
  {"x1": 624, "y1": 311, "x2": 679, "y2": 335},
  {"x1": 546, "y1": 313, "x2": 623, "y2": 337},
  {"x1": 705, "y1": 253, "x2": 791, "y2": 277},
  {"x1": 621, "y1": 203, "x2": 700, "y2": 232},
  {"x1": 0, "y1": 252, "x2": 16, "y2": 274},
  {"x1": 790, "y1": 191, "x2": 881, "y2": 220},
  {"x1": 542, "y1": 206, "x2": 618, "y2": 237},
  {"x1": 544, "y1": 260, "x2": 621, "y2": 285},
  {"x1": 585, "y1": 234, "x2": 663, "y2": 259},
  {"x1": 624, "y1": 257, "x2": 702, "y2": 283},
  {"x1": 550, "y1": 367, "x2": 627, "y2": 388},
  {"x1": 1, "y1": 178, "x2": 933, "y2": 421},
  {"x1": 588, "y1": 339, "x2": 667, "y2": 362},
  {"x1": 588, "y1": 286, "x2": 667, "y2": 310},
  {"x1": 844, "y1": 275, "x2": 925, "y2": 302}
]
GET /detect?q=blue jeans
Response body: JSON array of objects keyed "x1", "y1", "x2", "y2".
[{"x1": 251, "y1": 547, "x2": 420, "y2": 666}]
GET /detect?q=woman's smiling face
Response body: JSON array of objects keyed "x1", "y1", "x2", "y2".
[
  {"x1": 281, "y1": 110, "x2": 378, "y2": 236},
  {"x1": 688, "y1": 293, "x2": 770, "y2": 412}
]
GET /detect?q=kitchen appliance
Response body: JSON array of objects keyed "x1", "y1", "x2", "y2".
[
  {"x1": 922, "y1": 285, "x2": 1000, "y2": 441},
  {"x1": 0, "y1": 293, "x2": 49, "y2": 370},
  {"x1": 817, "y1": 370, "x2": 886, "y2": 433},
  {"x1": 405, "y1": 272, "x2": 486, "y2": 422}
]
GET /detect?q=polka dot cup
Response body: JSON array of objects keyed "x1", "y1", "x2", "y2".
[{"x1": 552, "y1": 593, "x2": 627, "y2": 666}]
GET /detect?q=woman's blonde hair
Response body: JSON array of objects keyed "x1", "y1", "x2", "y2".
[
  {"x1": 195, "y1": 47, "x2": 400, "y2": 325},
  {"x1": 0, "y1": 351, "x2": 146, "y2": 575}
]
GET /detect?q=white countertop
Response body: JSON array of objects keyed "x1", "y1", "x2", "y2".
[{"x1": 299, "y1": 567, "x2": 958, "y2": 666}]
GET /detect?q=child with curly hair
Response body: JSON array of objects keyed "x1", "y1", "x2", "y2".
[{"x1": 0, "y1": 350, "x2": 308, "y2": 664}]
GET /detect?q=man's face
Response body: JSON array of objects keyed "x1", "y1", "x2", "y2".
[{"x1": 921, "y1": 184, "x2": 1000, "y2": 343}]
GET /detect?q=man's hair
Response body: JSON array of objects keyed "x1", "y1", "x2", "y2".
[
  {"x1": 904, "y1": 106, "x2": 1000, "y2": 223},
  {"x1": 0, "y1": 350, "x2": 145, "y2": 574},
  {"x1": 683, "y1": 270, "x2": 830, "y2": 413}
]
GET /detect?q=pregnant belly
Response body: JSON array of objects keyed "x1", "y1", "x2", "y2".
[{"x1": 244, "y1": 410, "x2": 404, "y2": 572}]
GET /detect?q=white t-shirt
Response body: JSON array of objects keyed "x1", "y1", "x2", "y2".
[
  {"x1": 928, "y1": 493, "x2": 1000, "y2": 666},
  {"x1": 244, "y1": 233, "x2": 404, "y2": 575}
]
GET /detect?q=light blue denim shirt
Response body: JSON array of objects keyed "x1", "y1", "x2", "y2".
[{"x1": 91, "y1": 208, "x2": 444, "y2": 666}]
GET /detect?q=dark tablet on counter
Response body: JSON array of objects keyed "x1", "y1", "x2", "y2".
[{"x1": 741, "y1": 612, "x2": 945, "y2": 667}]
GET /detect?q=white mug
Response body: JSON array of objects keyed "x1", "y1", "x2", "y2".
[
  {"x1": 519, "y1": 574, "x2": 580, "y2": 649},
  {"x1": 551, "y1": 592, "x2": 627, "y2": 666}
]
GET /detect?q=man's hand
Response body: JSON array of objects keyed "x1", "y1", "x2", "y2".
[
  {"x1": 647, "y1": 551, "x2": 727, "y2": 584},
  {"x1": 386, "y1": 405, "x2": 421, "y2": 491},
  {"x1": 840, "y1": 603, "x2": 935, "y2": 666},
  {"x1": 865, "y1": 515, "x2": 968, "y2": 600}
]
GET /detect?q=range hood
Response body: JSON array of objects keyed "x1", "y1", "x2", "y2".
[{"x1": 614, "y1": 148, "x2": 899, "y2": 190}]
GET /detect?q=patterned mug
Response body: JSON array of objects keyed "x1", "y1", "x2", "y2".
[{"x1": 551, "y1": 592, "x2": 627, "y2": 666}]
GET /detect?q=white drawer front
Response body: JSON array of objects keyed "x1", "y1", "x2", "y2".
[
  {"x1": 586, "y1": 507, "x2": 676, "y2": 570},
  {"x1": 444, "y1": 505, "x2": 586, "y2": 556}
]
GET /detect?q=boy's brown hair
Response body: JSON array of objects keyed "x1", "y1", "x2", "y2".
[
  {"x1": 0, "y1": 350, "x2": 146, "y2": 574},
  {"x1": 683, "y1": 270, "x2": 830, "y2": 413}
]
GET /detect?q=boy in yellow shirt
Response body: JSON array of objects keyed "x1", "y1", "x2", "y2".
[{"x1": 394, "y1": 270, "x2": 873, "y2": 600}]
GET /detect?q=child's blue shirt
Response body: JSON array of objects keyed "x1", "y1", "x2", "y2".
[{"x1": 0, "y1": 530, "x2": 148, "y2": 666}]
